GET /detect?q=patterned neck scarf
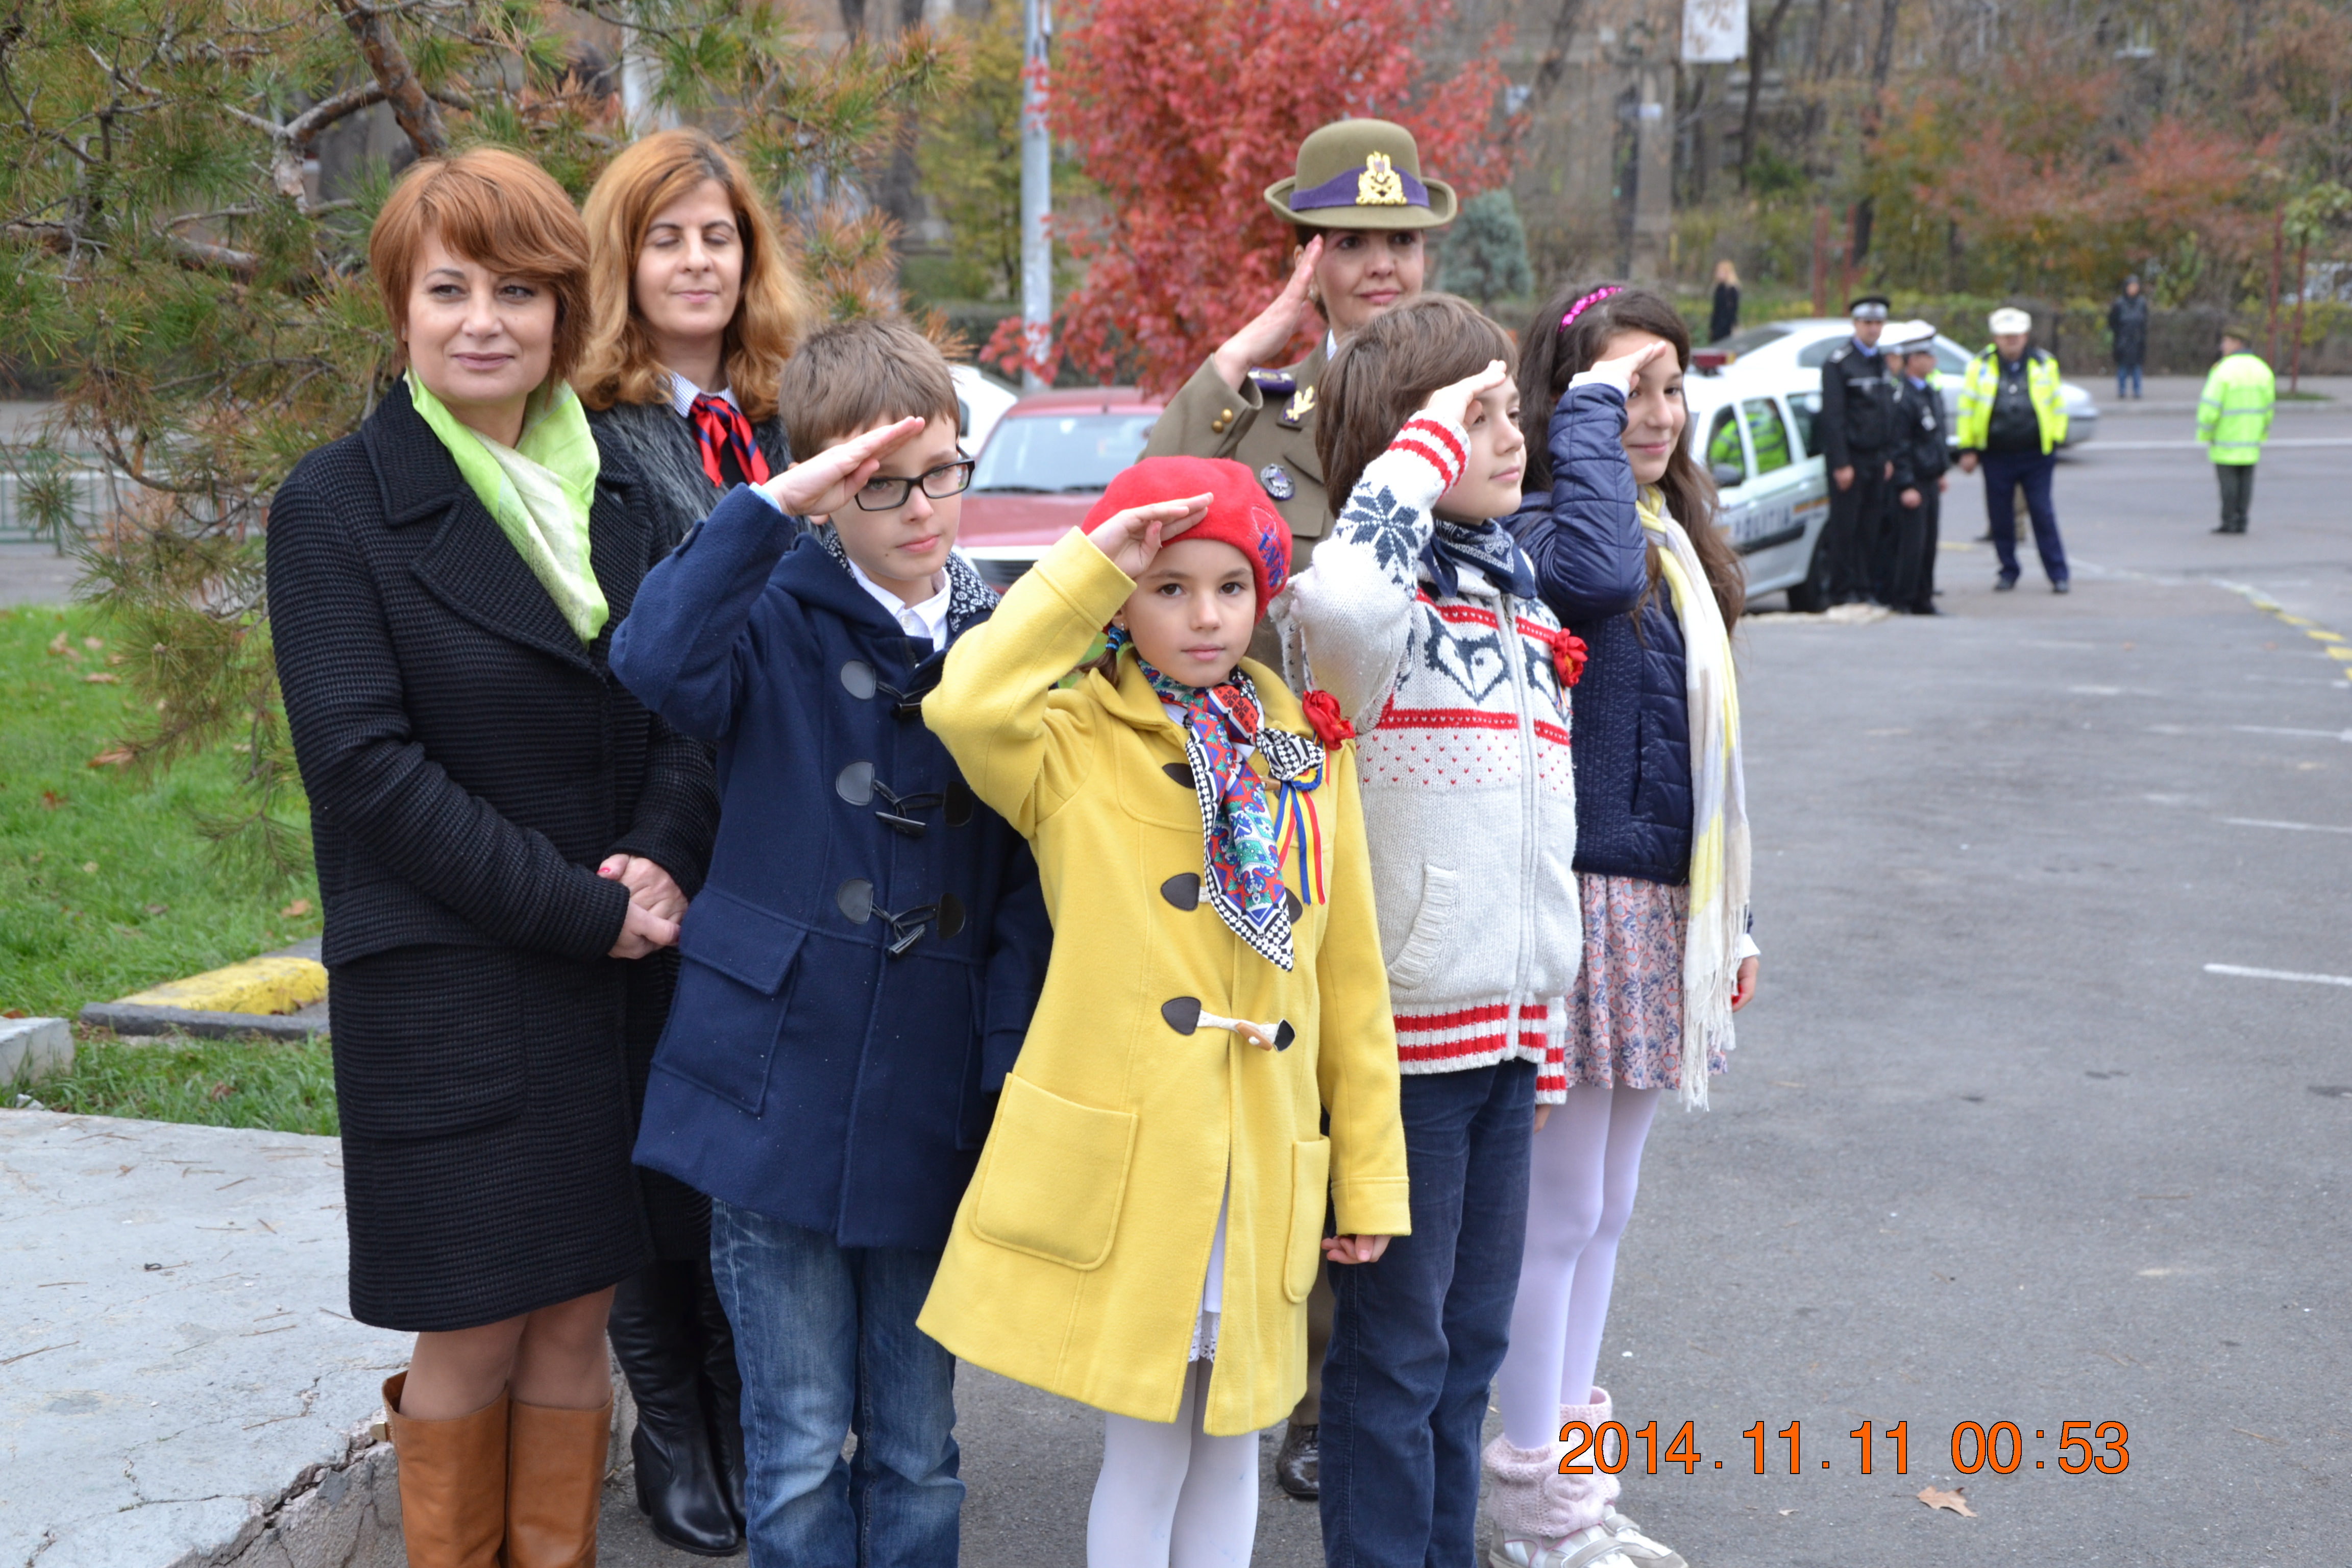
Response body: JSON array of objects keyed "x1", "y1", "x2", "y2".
[
  {"x1": 688, "y1": 392, "x2": 771, "y2": 488},
  {"x1": 1422, "y1": 516, "x2": 1539, "y2": 599},
  {"x1": 1133, "y1": 649, "x2": 1325, "y2": 971}
]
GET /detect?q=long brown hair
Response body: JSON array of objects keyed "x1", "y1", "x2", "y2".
[
  {"x1": 1317, "y1": 293, "x2": 1513, "y2": 520},
  {"x1": 1518, "y1": 282, "x2": 1745, "y2": 624},
  {"x1": 574, "y1": 129, "x2": 812, "y2": 420}
]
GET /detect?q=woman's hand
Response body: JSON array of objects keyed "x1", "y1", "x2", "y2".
[
  {"x1": 599, "y1": 853, "x2": 687, "y2": 924},
  {"x1": 760, "y1": 416, "x2": 927, "y2": 518},
  {"x1": 1418, "y1": 360, "x2": 1509, "y2": 427},
  {"x1": 608, "y1": 898, "x2": 680, "y2": 960},
  {"x1": 1210, "y1": 238, "x2": 1323, "y2": 393},
  {"x1": 1085, "y1": 495, "x2": 1211, "y2": 578},
  {"x1": 1585, "y1": 338, "x2": 1672, "y2": 397},
  {"x1": 1323, "y1": 1234, "x2": 1391, "y2": 1265},
  {"x1": 1731, "y1": 955, "x2": 1760, "y2": 1012}
]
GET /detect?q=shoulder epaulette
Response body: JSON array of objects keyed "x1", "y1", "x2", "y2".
[{"x1": 1248, "y1": 368, "x2": 1298, "y2": 397}]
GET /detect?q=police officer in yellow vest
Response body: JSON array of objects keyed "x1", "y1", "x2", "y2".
[
  {"x1": 1138, "y1": 117, "x2": 1453, "y2": 1503},
  {"x1": 1142, "y1": 118, "x2": 1457, "y2": 573},
  {"x1": 2197, "y1": 326, "x2": 2275, "y2": 534},
  {"x1": 1956, "y1": 306, "x2": 2072, "y2": 593}
]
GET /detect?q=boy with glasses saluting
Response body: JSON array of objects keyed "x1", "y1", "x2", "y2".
[{"x1": 611, "y1": 317, "x2": 1049, "y2": 1567}]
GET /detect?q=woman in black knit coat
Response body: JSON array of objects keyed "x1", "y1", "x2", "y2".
[
  {"x1": 568, "y1": 127, "x2": 810, "y2": 1556},
  {"x1": 266, "y1": 148, "x2": 717, "y2": 1567}
]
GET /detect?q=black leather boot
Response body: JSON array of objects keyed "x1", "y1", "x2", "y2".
[
  {"x1": 609, "y1": 1262, "x2": 742, "y2": 1556},
  {"x1": 694, "y1": 1261, "x2": 750, "y2": 1531}
]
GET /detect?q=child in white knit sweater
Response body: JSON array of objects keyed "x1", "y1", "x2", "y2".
[{"x1": 1272, "y1": 293, "x2": 1644, "y2": 1567}]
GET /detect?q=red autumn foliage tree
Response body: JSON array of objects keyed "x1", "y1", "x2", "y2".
[{"x1": 986, "y1": 0, "x2": 1513, "y2": 393}]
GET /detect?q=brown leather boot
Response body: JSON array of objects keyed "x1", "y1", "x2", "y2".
[
  {"x1": 504, "y1": 1395, "x2": 612, "y2": 1568},
  {"x1": 382, "y1": 1372, "x2": 508, "y2": 1568}
]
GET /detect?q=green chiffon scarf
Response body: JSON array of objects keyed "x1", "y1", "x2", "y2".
[{"x1": 406, "y1": 372, "x2": 607, "y2": 642}]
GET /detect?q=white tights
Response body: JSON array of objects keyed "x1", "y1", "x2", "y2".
[
  {"x1": 1086, "y1": 1358, "x2": 1259, "y2": 1568},
  {"x1": 1495, "y1": 1084, "x2": 1662, "y2": 1450}
]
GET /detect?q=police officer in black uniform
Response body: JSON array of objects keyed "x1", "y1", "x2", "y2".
[
  {"x1": 1884, "y1": 322, "x2": 1950, "y2": 615},
  {"x1": 1817, "y1": 295, "x2": 1900, "y2": 604}
]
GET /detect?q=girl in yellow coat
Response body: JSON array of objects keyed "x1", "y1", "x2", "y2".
[{"x1": 920, "y1": 455, "x2": 1411, "y2": 1565}]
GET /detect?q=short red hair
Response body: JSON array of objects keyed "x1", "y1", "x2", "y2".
[{"x1": 369, "y1": 146, "x2": 592, "y2": 379}]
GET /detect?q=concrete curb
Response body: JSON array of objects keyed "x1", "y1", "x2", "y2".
[
  {"x1": 80, "y1": 940, "x2": 330, "y2": 1042},
  {"x1": 2, "y1": 1015, "x2": 73, "y2": 1085}
]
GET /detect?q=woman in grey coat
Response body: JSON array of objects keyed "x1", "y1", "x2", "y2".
[{"x1": 574, "y1": 125, "x2": 811, "y2": 1557}]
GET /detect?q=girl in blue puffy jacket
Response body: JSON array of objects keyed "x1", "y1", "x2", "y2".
[{"x1": 1481, "y1": 284, "x2": 1763, "y2": 1568}]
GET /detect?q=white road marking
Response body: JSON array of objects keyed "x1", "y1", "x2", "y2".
[
  {"x1": 2204, "y1": 964, "x2": 2352, "y2": 988},
  {"x1": 2223, "y1": 817, "x2": 2352, "y2": 835},
  {"x1": 2232, "y1": 724, "x2": 2352, "y2": 742}
]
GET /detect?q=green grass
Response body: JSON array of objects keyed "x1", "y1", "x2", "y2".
[
  {"x1": 26, "y1": 1033, "x2": 338, "y2": 1136},
  {"x1": 0, "y1": 602, "x2": 322, "y2": 1021}
]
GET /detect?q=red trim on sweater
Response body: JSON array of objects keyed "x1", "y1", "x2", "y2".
[
  {"x1": 1399, "y1": 416, "x2": 1468, "y2": 473},
  {"x1": 1391, "y1": 435, "x2": 1461, "y2": 487},
  {"x1": 1395, "y1": 1002, "x2": 1512, "y2": 1033}
]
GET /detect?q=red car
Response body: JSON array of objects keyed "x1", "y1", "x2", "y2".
[{"x1": 954, "y1": 387, "x2": 1165, "y2": 590}]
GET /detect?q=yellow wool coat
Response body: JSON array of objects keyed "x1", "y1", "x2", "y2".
[{"x1": 917, "y1": 529, "x2": 1412, "y2": 1436}]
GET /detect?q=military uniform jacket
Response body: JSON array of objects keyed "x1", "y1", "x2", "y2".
[
  {"x1": 1817, "y1": 341, "x2": 1898, "y2": 469},
  {"x1": 1144, "y1": 341, "x2": 1332, "y2": 561},
  {"x1": 1889, "y1": 377, "x2": 1950, "y2": 492}
]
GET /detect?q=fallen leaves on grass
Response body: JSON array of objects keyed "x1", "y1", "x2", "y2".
[
  {"x1": 1917, "y1": 1486, "x2": 1976, "y2": 1517},
  {"x1": 208, "y1": 1082, "x2": 235, "y2": 1101},
  {"x1": 83, "y1": 636, "x2": 102, "y2": 650},
  {"x1": 80, "y1": 861, "x2": 97, "y2": 874},
  {"x1": 87, "y1": 746, "x2": 133, "y2": 768},
  {"x1": 279, "y1": 898, "x2": 311, "y2": 918},
  {"x1": 3, "y1": 1009, "x2": 24, "y2": 1019},
  {"x1": 144, "y1": 902, "x2": 169, "y2": 916},
  {"x1": 82, "y1": 672, "x2": 119, "y2": 684},
  {"x1": 39, "y1": 790, "x2": 65, "y2": 809}
]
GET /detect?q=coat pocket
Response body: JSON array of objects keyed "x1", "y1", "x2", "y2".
[
  {"x1": 330, "y1": 945, "x2": 526, "y2": 1143},
  {"x1": 656, "y1": 889, "x2": 812, "y2": 1116},
  {"x1": 1385, "y1": 865, "x2": 1458, "y2": 991},
  {"x1": 970, "y1": 1074, "x2": 1137, "y2": 1270},
  {"x1": 1284, "y1": 1137, "x2": 1333, "y2": 1303}
]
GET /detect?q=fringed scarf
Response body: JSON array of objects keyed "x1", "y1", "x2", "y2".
[
  {"x1": 1640, "y1": 486, "x2": 1752, "y2": 1109},
  {"x1": 1123, "y1": 643, "x2": 1326, "y2": 971}
]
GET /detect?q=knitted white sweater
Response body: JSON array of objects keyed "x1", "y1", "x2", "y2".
[{"x1": 1273, "y1": 415, "x2": 1581, "y2": 1099}]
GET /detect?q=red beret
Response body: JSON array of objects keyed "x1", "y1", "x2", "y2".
[{"x1": 1081, "y1": 456, "x2": 1292, "y2": 621}]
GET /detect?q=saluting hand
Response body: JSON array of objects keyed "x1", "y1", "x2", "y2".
[
  {"x1": 1418, "y1": 359, "x2": 1510, "y2": 427},
  {"x1": 1585, "y1": 337, "x2": 1672, "y2": 396},
  {"x1": 760, "y1": 416, "x2": 928, "y2": 519},
  {"x1": 1085, "y1": 494, "x2": 1213, "y2": 578},
  {"x1": 1211, "y1": 238, "x2": 1325, "y2": 394}
]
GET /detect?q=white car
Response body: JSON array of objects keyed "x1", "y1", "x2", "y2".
[
  {"x1": 1698, "y1": 317, "x2": 2099, "y2": 451},
  {"x1": 951, "y1": 364, "x2": 1020, "y2": 455},
  {"x1": 1678, "y1": 361, "x2": 1838, "y2": 610}
]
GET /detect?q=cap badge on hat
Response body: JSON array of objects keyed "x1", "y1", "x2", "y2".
[{"x1": 1292, "y1": 151, "x2": 1430, "y2": 213}]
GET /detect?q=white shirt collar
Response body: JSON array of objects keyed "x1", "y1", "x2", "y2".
[
  {"x1": 844, "y1": 554, "x2": 951, "y2": 647},
  {"x1": 666, "y1": 371, "x2": 738, "y2": 421}
]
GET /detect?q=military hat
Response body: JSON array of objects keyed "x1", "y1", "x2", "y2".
[
  {"x1": 1265, "y1": 119, "x2": 1457, "y2": 231},
  {"x1": 1847, "y1": 295, "x2": 1891, "y2": 321}
]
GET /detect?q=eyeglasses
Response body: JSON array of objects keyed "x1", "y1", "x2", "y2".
[{"x1": 853, "y1": 458, "x2": 975, "y2": 511}]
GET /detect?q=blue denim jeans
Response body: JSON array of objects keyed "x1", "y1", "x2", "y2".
[
  {"x1": 1980, "y1": 449, "x2": 2068, "y2": 587},
  {"x1": 1320, "y1": 1061, "x2": 1536, "y2": 1568},
  {"x1": 2116, "y1": 359, "x2": 2142, "y2": 399},
  {"x1": 710, "y1": 1200, "x2": 961, "y2": 1568}
]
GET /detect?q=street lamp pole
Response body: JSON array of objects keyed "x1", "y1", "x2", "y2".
[{"x1": 1019, "y1": 0, "x2": 1053, "y2": 391}]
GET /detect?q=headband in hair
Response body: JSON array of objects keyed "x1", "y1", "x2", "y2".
[{"x1": 1560, "y1": 286, "x2": 1622, "y2": 330}]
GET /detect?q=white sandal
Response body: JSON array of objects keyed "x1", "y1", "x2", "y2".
[
  {"x1": 1488, "y1": 1525, "x2": 1638, "y2": 1568},
  {"x1": 1600, "y1": 1509, "x2": 1688, "y2": 1568}
]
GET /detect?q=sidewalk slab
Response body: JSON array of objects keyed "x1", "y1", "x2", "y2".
[{"x1": 0, "y1": 1109, "x2": 410, "y2": 1567}]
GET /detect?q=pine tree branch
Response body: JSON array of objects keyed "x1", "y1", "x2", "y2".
[
  {"x1": 285, "y1": 81, "x2": 389, "y2": 145},
  {"x1": 165, "y1": 231, "x2": 260, "y2": 278},
  {"x1": 331, "y1": 0, "x2": 447, "y2": 160}
]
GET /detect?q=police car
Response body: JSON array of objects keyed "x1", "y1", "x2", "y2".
[
  {"x1": 1696, "y1": 318, "x2": 2100, "y2": 451},
  {"x1": 1679, "y1": 360, "x2": 1839, "y2": 610}
]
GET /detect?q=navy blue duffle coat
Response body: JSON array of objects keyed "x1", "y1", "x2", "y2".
[
  {"x1": 1511, "y1": 385, "x2": 1698, "y2": 886},
  {"x1": 610, "y1": 485, "x2": 1049, "y2": 1251}
]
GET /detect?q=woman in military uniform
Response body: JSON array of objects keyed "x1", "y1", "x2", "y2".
[{"x1": 1141, "y1": 117, "x2": 1456, "y2": 571}]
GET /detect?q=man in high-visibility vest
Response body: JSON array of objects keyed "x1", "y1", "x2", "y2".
[
  {"x1": 2197, "y1": 326, "x2": 2276, "y2": 535},
  {"x1": 1955, "y1": 306, "x2": 2071, "y2": 594}
]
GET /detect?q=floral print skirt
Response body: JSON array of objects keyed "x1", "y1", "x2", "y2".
[{"x1": 1563, "y1": 872, "x2": 1725, "y2": 1090}]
